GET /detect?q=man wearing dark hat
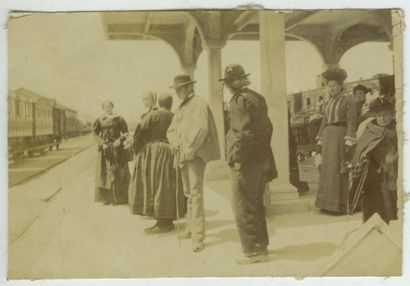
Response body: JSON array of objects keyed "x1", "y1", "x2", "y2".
[
  {"x1": 167, "y1": 74, "x2": 220, "y2": 252},
  {"x1": 221, "y1": 64, "x2": 277, "y2": 264}
]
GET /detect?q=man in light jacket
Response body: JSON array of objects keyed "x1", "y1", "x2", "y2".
[{"x1": 167, "y1": 74, "x2": 220, "y2": 252}]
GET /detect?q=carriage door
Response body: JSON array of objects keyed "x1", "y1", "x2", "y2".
[{"x1": 32, "y1": 102, "x2": 36, "y2": 137}]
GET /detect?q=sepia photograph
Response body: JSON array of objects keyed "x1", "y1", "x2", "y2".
[{"x1": 1, "y1": 3, "x2": 407, "y2": 282}]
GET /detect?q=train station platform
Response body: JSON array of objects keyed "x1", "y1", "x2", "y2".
[
  {"x1": 8, "y1": 134, "x2": 94, "y2": 187},
  {"x1": 8, "y1": 143, "x2": 363, "y2": 279}
]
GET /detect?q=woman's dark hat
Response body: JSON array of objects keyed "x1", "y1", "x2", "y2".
[
  {"x1": 322, "y1": 67, "x2": 348, "y2": 83},
  {"x1": 368, "y1": 97, "x2": 394, "y2": 114},
  {"x1": 170, "y1": 74, "x2": 196, "y2": 89},
  {"x1": 219, "y1": 64, "x2": 251, "y2": 82},
  {"x1": 353, "y1": 84, "x2": 370, "y2": 94}
]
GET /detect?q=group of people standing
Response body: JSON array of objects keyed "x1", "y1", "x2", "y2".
[
  {"x1": 93, "y1": 64, "x2": 398, "y2": 265},
  {"x1": 93, "y1": 64, "x2": 277, "y2": 264},
  {"x1": 315, "y1": 67, "x2": 398, "y2": 224},
  {"x1": 93, "y1": 75, "x2": 220, "y2": 253}
]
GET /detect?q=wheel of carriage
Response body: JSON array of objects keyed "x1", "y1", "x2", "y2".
[{"x1": 296, "y1": 151, "x2": 306, "y2": 163}]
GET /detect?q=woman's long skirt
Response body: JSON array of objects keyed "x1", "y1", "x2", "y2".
[
  {"x1": 95, "y1": 149, "x2": 130, "y2": 205},
  {"x1": 362, "y1": 163, "x2": 398, "y2": 224},
  {"x1": 128, "y1": 142, "x2": 186, "y2": 219},
  {"x1": 315, "y1": 125, "x2": 349, "y2": 213}
]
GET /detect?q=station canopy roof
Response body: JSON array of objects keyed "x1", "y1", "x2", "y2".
[{"x1": 102, "y1": 10, "x2": 392, "y2": 65}]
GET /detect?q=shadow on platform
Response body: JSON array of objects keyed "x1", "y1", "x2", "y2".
[{"x1": 268, "y1": 242, "x2": 338, "y2": 262}]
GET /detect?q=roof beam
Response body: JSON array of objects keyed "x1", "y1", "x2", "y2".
[
  {"x1": 234, "y1": 11, "x2": 257, "y2": 31},
  {"x1": 285, "y1": 11, "x2": 317, "y2": 31}
]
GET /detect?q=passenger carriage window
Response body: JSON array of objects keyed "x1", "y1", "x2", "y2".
[{"x1": 15, "y1": 99, "x2": 20, "y2": 116}]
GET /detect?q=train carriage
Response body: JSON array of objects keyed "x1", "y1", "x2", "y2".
[
  {"x1": 53, "y1": 104, "x2": 66, "y2": 149},
  {"x1": 64, "y1": 108, "x2": 79, "y2": 138},
  {"x1": 8, "y1": 90, "x2": 36, "y2": 157},
  {"x1": 8, "y1": 88, "x2": 86, "y2": 160}
]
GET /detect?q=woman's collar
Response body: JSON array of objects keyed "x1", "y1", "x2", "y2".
[
  {"x1": 102, "y1": 113, "x2": 118, "y2": 119},
  {"x1": 330, "y1": 91, "x2": 344, "y2": 99}
]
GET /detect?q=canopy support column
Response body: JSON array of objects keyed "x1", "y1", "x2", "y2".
[
  {"x1": 259, "y1": 11, "x2": 299, "y2": 212},
  {"x1": 181, "y1": 64, "x2": 196, "y2": 79},
  {"x1": 206, "y1": 42, "x2": 226, "y2": 157}
]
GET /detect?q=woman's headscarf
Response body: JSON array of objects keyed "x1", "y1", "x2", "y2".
[{"x1": 143, "y1": 91, "x2": 157, "y2": 108}]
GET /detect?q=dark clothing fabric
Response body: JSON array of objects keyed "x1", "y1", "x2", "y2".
[
  {"x1": 94, "y1": 115, "x2": 130, "y2": 204},
  {"x1": 315, "y1": 125, "x2": 349, "y2": 213},
  {"x1": 351, "y1": 120, "x2": 398, "y2": 224},
  {"x1": 132, "y1": 108, "x2": 173, "y2": 154},
  {"x1": 316, "y1": 92, "x2": 358, "y2": 213},
  {"x1": 226, "y1": 88, "x2": 275, "y2": 256},
  {"x1": 128, "y1": 108, "x2": 186, "y2": 219},
  {"x1": 226, "y1": 88, "x2": 277, "y2": 181},
  {"x1": 316, "y1": 93, "x2": 358, "y2": 145},
  {"x1": 231, "y1": 162, "x2": 269, "y2": 256}
]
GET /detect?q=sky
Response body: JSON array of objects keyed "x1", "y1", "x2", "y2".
[{"x1": 8, "y1": 12, "x2": 393, "y2": 125}]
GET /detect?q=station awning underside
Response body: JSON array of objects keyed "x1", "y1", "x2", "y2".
[{"x1": 102, "y1": 10, "x2": 392, "y2": 65}]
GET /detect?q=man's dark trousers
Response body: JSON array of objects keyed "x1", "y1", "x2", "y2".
[{"x1": 231, "y1": 162, "x2": 269, "y2": 256}]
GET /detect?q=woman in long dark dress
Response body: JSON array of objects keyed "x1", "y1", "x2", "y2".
[
  {"x1": 315, "y1": 68, "x2": 358, "y2": 214},
  {"x1": 127, "y1": 91, "x2": 158, "y2": 213},
  {"x1": 128, "y1": 93, "x2": 186, "y2": 233},
  {"x1": 94, "y1": 100, "x2": 130, "y2": 205}
]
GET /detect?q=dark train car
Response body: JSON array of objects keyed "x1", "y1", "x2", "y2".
[
  {"x1": 8, "y1": 88, "x2": 72, "y2": 159},
  {"x1": 8, "y1": 90, "x2": 35, "y2": 158},
  {"x1": 64, "y1": 108, "x2": 79, "y2": 138},
  {"x1": 52, "y1": 104, "x2": 66, "y2": 150},
  {"x1": 15, "y1": 88, "x2": 56, "y2": 156}
]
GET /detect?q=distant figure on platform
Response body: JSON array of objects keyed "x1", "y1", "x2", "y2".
[
  {"x1": 167, "y1": 74, "x2": 220, "y2": 252},
  {"x1": 221, "y1": 64, "x2": 277, "y2": 264},
  {"x1": 315, "y1": 68, "x2": 358, "y2": 215},
  {"x1": 128, "y1": 93, "x2": 186, "y2": 233},
  {"x1": 93, "y1": 100, "x2": 130, "y2": 205},
  {"x1": 353, "y1": 84, "x2": 370, "y2": 123},
  {"x1": 350, "y1": 97, "x2": 398, "y2": 224}
]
